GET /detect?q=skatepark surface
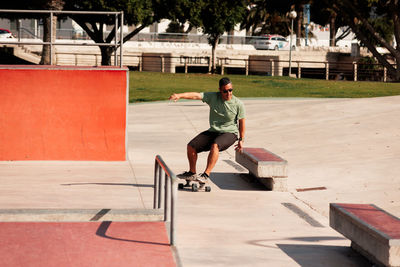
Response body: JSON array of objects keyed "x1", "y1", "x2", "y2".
[{"x1": 1, "y1": 96, "x2": 399, "y2": 266}]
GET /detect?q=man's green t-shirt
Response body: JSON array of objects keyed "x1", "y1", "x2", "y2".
[{"x1": 201, "y1": 92, "x2": 245, "y2": 135}]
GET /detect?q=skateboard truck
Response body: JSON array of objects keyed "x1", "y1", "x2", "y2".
[{"x1": 178, "y1": 179, "x2": 211, "y2": 192}]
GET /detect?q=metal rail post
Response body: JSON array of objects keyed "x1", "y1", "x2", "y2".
[
  {"x1": 164, "y1": 173, "x2": 171, "y2": 222},
  {"x1": 158, "y1": 165, "x2": 163, "y2": 209},
  {"x1": 153, "y1": 159, "x2": 159, "y2": 209},
  {"x1": 270, "y1": 59, "x2": 275, "y2": 76},
  {"x1": 325, "y1": 62, "x2": 329, "y2": 80},
  {"x1": 184, "y1": 57, "x2": 188, "y2": 74},
  {"x1": 120, "y1": 11, "x2": 124, "y2": 67},
  {"x1": 161, "y1": 56, "x2": 165, "y2": 73},
  {"x1": 154, "y1": 155, "x2": 178, "y2": 245},
  {"x1": 353, "y1": 61, "x2": 358, "y2": 81},
  {"x1": 114, "y1": 14, "x2": 118, "y2": 66},
  {"x1": 50, "y1": 11, "x2": 53, "y2": 65},
  {"x1": 384, "y1": 66, "x2": 387, "y2": 82},
  {"x1": 297, "y1": 61, "x2": 301, "y2": 78}
]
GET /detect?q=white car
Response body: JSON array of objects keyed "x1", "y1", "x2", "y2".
[
  {"x1": 0, "y1": 28, "x2": 15, "y2": 39},
  {"x1": 253, "y1": 34, "x2": 295, "y2": 50}
]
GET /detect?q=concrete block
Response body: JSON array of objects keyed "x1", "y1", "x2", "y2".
[
  {"x1": 258, "y1": 177, "x2": 288, "y2": 192},
  {"x1": 330, "y1": 203, "x2": 400, "y2": 267},
  {"x1": 235, "y1": 148, "x2": 288, "y2": 191},
  {"x1": 142, "y1": 53, "x2": 176, "y2": 73}
]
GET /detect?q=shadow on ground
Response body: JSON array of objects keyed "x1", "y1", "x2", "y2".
[
  {"x1": 210, "y1": 172, "x2": 266, "y2": 191},
  {"x1": 276, "y1": 244, "x2": 372, "y2": 267}
]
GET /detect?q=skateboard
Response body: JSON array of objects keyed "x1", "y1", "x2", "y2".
[{"x1": 178, "y1": 178, "x2": 211, "y2": 192}]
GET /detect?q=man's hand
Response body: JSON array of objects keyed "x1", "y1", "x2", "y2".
[
  {"x1": 234, "y1": 140, "x2": 244, "y2": 152},
  {"x1": 169, "y1": 93, "x2": 180, "y2": 102}
]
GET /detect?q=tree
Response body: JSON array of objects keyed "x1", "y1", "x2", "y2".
[
  {"x1": 167, "y1": 0, "x2": 246, "y2": 73},
  {"x1": 310, "y1": 1, "x2": 350, "y2": 46},
  {"x1": 189, "y1": 0, "x2": 246, "y2": 73},
  {"x1": 325, "y1": 0, "x2": 400, "y2": 81},
  {"x1": 196, "y1": 0, "x2": 246, "y2": 73},
  {"x1": 163, "y1": 0, "x2": 247, "y2": 73},
  {"x1": 162, "y1": 0, "x2": 202, "y2": 34},
  {"x1": 241, "y1": 0, "x2": 309, "y2": 46},
  {"x1": 241, "y1": 1, "x2": 291, "y2": 36},
  {"x1": 63, "y1": 0, "x2": 171, "y2": 65}
]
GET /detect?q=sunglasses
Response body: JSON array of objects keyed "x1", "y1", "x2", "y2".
[{"x1": 222, "y1": 89, "x2": 233, "y2": 93}]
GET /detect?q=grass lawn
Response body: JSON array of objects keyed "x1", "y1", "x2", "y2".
[{"x1": 129, "y1": 71, "x2": 400, "y2": 103}]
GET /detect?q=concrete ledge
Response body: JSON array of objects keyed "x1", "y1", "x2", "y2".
[
  {"x1": 330, "y1": 203, "x2": 400, "y2": 267},
  {"x1": 0, "y1": 209, "x2": 164, "y2": 222},
  {"x1": 235, "y1": 147, "x2": 288, "y2": 191}
]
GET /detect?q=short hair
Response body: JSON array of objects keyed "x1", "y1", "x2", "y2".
[{"x1": 219, "y1": 77, "x2": 231, "y2": 88}]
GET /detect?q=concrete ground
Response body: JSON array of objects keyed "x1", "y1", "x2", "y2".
[{"x1": 1, "y1": 96, "x2": 399, "y2": 266}]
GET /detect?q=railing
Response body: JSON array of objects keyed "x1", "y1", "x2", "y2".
[
  {"x1": 134, "y1": 54, "x2": 396, "y2": 82},
  {"x1": 154, "y1": 155, "x2": 178, "y2": 245},
  {"x1": 0, "y1": 9, "x2": 124, "y2": 67}
]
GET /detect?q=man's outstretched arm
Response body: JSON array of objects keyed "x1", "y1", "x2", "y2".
[{"x1": 169, "y1": 92, "x2": 202, "y2": 102}]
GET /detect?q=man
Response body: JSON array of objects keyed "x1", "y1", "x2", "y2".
[{"x1": 169, "y1": 77, "x2": 246, "y2": 187}]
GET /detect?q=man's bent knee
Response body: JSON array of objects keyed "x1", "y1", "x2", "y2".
[
  {"x1": 210, "y1": 143, "x2": 220, "y2": 152},
  {"x1": 187, "y1": 144, "x2": 196, "y2": 152}
]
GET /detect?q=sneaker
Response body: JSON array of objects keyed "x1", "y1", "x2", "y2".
[
  {"x1": 195, "y1": 173, "x2": 209, "y2": 185},
  {"x1": 177, "y1": 171, "x2": 196, "y2": 181}
]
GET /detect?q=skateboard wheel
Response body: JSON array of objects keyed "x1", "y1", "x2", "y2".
[
  {"x1": 205, "y1": 186, "x2": 211, "y2": 192},
  {"x1": 178, "y1": 183, "x2": 184, "y2": 189},
  {"x1": 192, "y1": 183, "x2": 198, "y2": 192}
]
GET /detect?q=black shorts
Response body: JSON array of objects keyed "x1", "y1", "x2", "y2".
[{"x1": 188, "y1": 130, "x2": 238, "y2": 153}]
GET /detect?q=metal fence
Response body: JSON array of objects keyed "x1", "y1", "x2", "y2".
[
  {"x1": 0, "y1": 9, "x2": 124, "y2": 67},
  {"x1": 153, "y1": 155, "x2": 178, "y2": 246},
  {"x1": 135, "y1": 54, "x2": 394, "y2": 82}
]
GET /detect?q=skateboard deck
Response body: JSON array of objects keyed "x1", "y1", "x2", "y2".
[{"x1": 178, "y1": 178, "x2": 211, "y2": 192}]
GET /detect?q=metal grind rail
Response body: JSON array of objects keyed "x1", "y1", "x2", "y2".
[{"x1": 154, "y1": 155, "x2": 178, "y2": 245}]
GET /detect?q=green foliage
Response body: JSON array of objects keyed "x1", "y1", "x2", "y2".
[
  {"x1": 64, "y1": 0, "x2": 157, "y2": 26},
  {"x1": 165, "y1": 21, "x2": 185, "y2": 33},
  {"x1": 129, "y1": 72, "x2": 400, "y2": 103},
  {"x1": 361, "y1": 16, "x2": 394, "y2": 46},
  {"x1": 178, "y1": 0, "x2": 247, "y2": 72},
  {"x1": 191, "y1": 0, "x2": 246, "y2": 45},
  {"x1": 325, "y1": 0, "x2": 400, "y2": 80},
  {"x1": 241, "y1": 0, "x2": 291, "y2": 36},
  {"x1": 0, "y1": 0, "x2": 63, "y2": 19}
]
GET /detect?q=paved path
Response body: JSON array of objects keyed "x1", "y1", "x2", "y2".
[
  {"x1": 1, "y1": 96, "x2": 399, "y2": 266},
  {"x1": 129, "y1": 97, "x2": 399, "y2": 266}
]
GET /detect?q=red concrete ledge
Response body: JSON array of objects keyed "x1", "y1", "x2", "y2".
[
  {"x1": 240, "y1": 147, "x2": 286, "y2": 163},
  {"x1": 330, "y1": 203, "x2": 400, "y2": 267},
  {"x1": 235, "y1": 147, "x2": 288, "y2": 191},
  {"x1": 0, "y1": 65, "x2": 128, "y2": 71},
  {"x1": 0, "y1": 221, "x2": 176, "y2": 267}
]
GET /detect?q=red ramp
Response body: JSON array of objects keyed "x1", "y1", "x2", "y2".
[
  {"x1": 0, "y1": 66, "x2": 128, "y2": 161},
  {"x1": 0, "y1": 221, "x2": 176, "y2": 267}
]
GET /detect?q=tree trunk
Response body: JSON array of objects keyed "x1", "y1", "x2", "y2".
[
  {"x1": 211, "y1": 36, "x2": 219, "y2": 74},
  {"x1": 329, "y1": 13, "x2": 337, "y2": 46},
  {"x1": 296, "y1": 7, "x2": 303, "y2": 47},
  {"x1": 40, "y1": 0, "x2": 64, "y2": 65},
  {"x1": 40, "y1": 14, "x2": 57, "y2": 65},
  {"x1": 100, "y1": 46, "x2": 114, "y2": 66}
]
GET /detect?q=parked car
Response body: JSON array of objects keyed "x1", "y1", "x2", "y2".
[
  {"x1": 253, "y1": 34, "x2": 295, "y2": 51},
  {"x1": 0, "y1": 28, "x2": 15, "y2": 39}
]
